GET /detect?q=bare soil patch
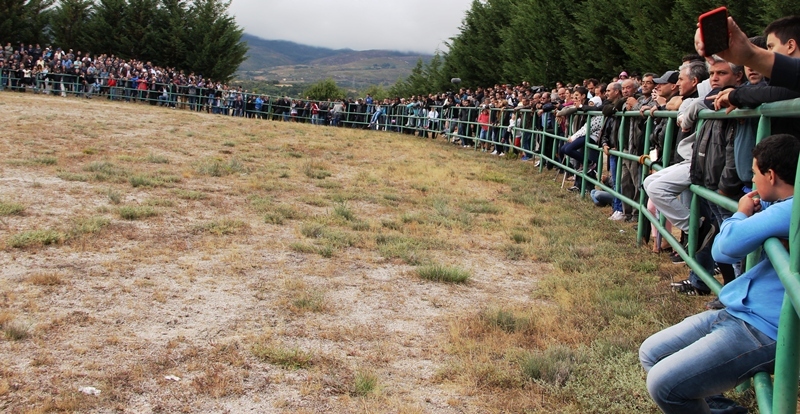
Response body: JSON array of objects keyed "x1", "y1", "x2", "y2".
[{"x1": 0, "y1": 94, "x2": 558, "y2": 413}]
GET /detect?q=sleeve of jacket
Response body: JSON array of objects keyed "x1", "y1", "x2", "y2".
[
  {"x1": 717, "y1": 122, "x2": 745, "y2": 197},
  {"x1": 728, "y1": 85, "x2": 800, "y2": 109},
  {"x1": 557, "y1": 105, "x2": 578, "y2": 117}
]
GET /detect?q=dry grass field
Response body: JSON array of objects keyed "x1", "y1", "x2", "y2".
[{"x1": 0, "y1": 92, "x2": 731, "y2": 413}]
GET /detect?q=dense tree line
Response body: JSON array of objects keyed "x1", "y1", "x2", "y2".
[
  {"x1": 0, "y1": 0, "x2": 246, "y2": 81},
  {"x1": 391, "y1": 0, "x2": 800, "y2": 94}
]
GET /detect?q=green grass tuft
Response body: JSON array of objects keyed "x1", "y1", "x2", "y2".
[
  {"x1": 195, "y1": 157, "x2": 247, "y2": 177},
  {"x1": 417, "y1": 264, "x2": 470, "y2": 283},
  {"x1": 0, "y1": 200, "x2": 25, "y2": 216},
  {"x1": 251, "y1": 342, "x2": 313, "y2": 370},
  {"x1": 8, "y1": 229, "x2": 64, "y2": 248},
  {"x1": 193, "y1": 219, "x2": 247, "y2": 235},
  {"x1": 352, "y1": 371, "x2": 378, "y2": 397},
  {"x1": 118, "y1": 205, "x2": 158, "y2": 220}
]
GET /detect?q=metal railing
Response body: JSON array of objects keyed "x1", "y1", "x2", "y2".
[
  {"x1": 524, "y1": 99, "x2": 800, "y2": 414},
  {"x1": 3, "y1": 67, "x2": 798, "y2": 411}
]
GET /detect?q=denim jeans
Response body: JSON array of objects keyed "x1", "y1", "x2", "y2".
[
  {"x1": 521, "y1": 131, "x2": 532, "y2": 156},
  {"x1": 640, "y1": 309, "x2": 776, "y2": 414},
  {"x1": 561, "y1": 136, "x2": 585, "y2": 164},
  {"x1": 608, "y1": 155, "x2": 623, "y2": 213}
]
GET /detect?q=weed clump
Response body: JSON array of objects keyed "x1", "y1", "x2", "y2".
[
  {"x1": 118, "y1": 205, "x2": 158, "y2": 220},
  {"x1": 352, "y1": 371, "x2": 378, "y2": 396},
  {"x1": 8, "y1": 229, "x2": 64, "y2": 248},
  {"x1": 0, "y1": 200, "x2": 25, "y2": 216},
  {"x1": 193, "y1": 219, "x2": 247, "y2": 235},
  {"x1": 303, "y1": 160, "x2": 332, "y2": 179},
  {"x1": 251, "y1": 341, "x2": 313, "y2": 370},
  {"x1": 195, "y1": 157, "x2": 247, "y2": 177},
  {"x1": 417, "y1": 264, "x2": 470, "y2": 283}
]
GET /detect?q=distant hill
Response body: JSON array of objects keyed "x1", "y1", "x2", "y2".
[{"x1": 237, "y1": 34, "x2": 432, "y2": 90}]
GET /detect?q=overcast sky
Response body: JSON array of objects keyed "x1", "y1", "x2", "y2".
[{"x1": 228, "y1": 0, "x2": 474, "y2": 54}]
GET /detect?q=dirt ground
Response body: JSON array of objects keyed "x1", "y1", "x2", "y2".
[{"x1": 0, "y1": 93, "x2": 552, "y2": 413}]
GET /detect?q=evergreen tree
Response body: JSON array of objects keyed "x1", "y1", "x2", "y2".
[
  {"x1": 155, "y1": 0, "x2": 188, "y2": 69},
  {"x1": 118, "y1": 0, "x2": 161, "y2": 61},
  {"x1": 50, "y1": 0, "x2": 93, "y2": 52},
  {"x1": 0, "y1": 0, "x2": 53, "y2": 45},
  {"x1": 84, "y1": 0, "x2": 128, "y2": 57},
  {"x1": 184, "y1": 0, "x2": 247, "y2": 82}
]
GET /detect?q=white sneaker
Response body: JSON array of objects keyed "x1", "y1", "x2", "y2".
[
  {"x1": 610, "y1": 211, "x2": 625, "y2": 221},
  {"x1": 491, "y1": 150, "x2": 498, "y2": 155},
  {"x1": 498, "y1": 152, "x2": 504, "y2": 157}
]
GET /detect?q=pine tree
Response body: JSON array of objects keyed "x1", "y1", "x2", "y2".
[
  {"x1": 184, "y1": 0, "x2": 247, "y2": 82},
  {"x1": 84, "y1": 0, "x2": 128, "y2": 57},
  {"x1": 50, "y1": 0, "x2": 93, "y2": 52}
]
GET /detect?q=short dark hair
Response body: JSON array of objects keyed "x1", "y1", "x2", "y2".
[
  {"x1": 574, "y1": 86, "x2": 589, "y2": 97},
  {"x1": 681, "y1": 53, "x2": 704, "y2": 63},
  {"x1": 749, "y1": 35, "x2": 767, "y2": 49},
  {"x1": 764, "y1": 16, "x2": 800, "y2": 45},
  {"x1": 752, "y1": 134, "x2": 800, "y2": 185}
]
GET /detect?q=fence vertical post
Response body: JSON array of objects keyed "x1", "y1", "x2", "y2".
[{"x1": 636, "y1": 116, "x2": 654, "y2": 245}]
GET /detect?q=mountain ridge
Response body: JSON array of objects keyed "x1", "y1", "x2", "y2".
[{"x1": 237, "y1": 34, "x2": 433, "y2": 89}]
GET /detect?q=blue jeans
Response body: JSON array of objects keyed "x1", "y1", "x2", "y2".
[
  {"x1": 561, "y1": 136, "x2": 585, "y2": 163},
  {"x1": 521, "y1": 131, "x2": 532, "y2": 155},
  {"x1": 640, "y1": 309, "x2": 776, "y2": 414},
  {"x1": 608, "y1": 155, "x2": 623, "y2": 212}
]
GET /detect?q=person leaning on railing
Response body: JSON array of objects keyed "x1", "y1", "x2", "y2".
[{"x1": 639, "y1": 133, "x2": 799, "y2": 414}]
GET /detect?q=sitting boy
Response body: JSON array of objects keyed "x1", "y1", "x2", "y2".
[{"x1": 639, "y1": 133, "x2": 799, "y2": 413}]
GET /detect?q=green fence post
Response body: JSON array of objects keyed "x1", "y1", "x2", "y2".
[{"x1": 636, "y1": 115, "x2": 654, "y2": 245}]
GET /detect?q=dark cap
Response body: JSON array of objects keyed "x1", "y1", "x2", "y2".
[{"x1": 653, "y1": 70, "x2": 679, "y2": 84}]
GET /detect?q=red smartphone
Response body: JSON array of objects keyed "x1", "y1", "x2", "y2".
[{"x1": 699, "y1": 7, "x2": 729, "y2": 56}]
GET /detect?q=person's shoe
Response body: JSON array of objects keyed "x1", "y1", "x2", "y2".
[
  {"x1": 696, "y1": 217, "x2": 718, "y2": 253},
  {"x1": 533, "y1": 160, "x2": 541, "y2": 167},
  {"x1": 568, "y1": 185, "x2": 579, "y2": 192},
  {"x1": 705, "y1": 298, "x2": 725, "y2": 310},
  {"x1": 705, "y1": 394, "x2": 748, "y2": 414},
  {"x1": 672, "y1": 279, "x2": 711, "y2": 296},
  {"x1": 610, "y1": 211, "x2": 625, "y2": 221},
  {"x1": 624, "y1": 215, "x2": 638, "y2": 223},
  {"x1": 491, "y1": 150, "x2": 498, "y2": 155},
  {"x1": 670, "y1": 251, "x2": 685, "y2": 265},
  {"x1": 498, "y1": 152, "x2": 504, "y2": 157},
  {"x1": 714, "y1": 264, "x2": 722, "y2": 275},
  {"x1": 566, "y1": 175, "x2": 575, "y2": 181}
]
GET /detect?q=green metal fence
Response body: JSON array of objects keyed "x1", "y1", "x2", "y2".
[
  {"x1": 524, "y1": 99, "x2": 800, "y2": 414},
  {"x1": 3, "y1": 68, "x2": 799, "y2": 411}
]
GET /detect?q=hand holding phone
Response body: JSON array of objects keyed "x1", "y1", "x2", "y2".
[{"x1": 699, "y1": 7, "x2": 729, "y2": 56}]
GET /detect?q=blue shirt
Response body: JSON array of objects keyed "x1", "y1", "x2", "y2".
[{"x1": 713, "y1": 197, "x2": 793, "y2": 340}]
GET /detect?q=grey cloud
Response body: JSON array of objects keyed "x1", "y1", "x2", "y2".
[{"x1": 228, "y1": 0, "x2": 472, "y2": 54}]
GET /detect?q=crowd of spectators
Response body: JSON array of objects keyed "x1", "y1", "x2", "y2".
[{"x1": 4, "y1": 13, "x2": 800, "y2": 413}]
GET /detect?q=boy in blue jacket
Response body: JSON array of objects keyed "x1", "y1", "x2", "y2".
[{"x1": 640, "y1": 133, "x2": 799, "y2": 413}]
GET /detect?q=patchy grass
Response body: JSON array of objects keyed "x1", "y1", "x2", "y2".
[
  {"x1": 353, "y1": 371, "x2": 378, "y2": 397},
  {"x1": 118, "y1": 205, "x2": 158, "y2": 220},
  {"x1": 251, "y1": 339, "x2": 314, "y2": 370},
  {"x1": 0, "y1": 200, "x2": 25, "y2": 216},
  {"x1": 303, "y1": 160, "x2": 332, "y2": 179},
  {"x1": 26, "y1": 272, "x2": 64, "y2": 286},
  {"x1": 195, "y1": 157, "x2": 247, "y2": 177},
  {"x1": 193, "y1": 219, "x2": 247, "y2": 235},
  {"x1": 417, "y1": 264, "x2": 470, "y2": 283},
  {"x1": 70, "y1": 216, "x2": 110, "y2": 236},
  {"x1": 0, "y1": 93, "x2": 706, "y2": 413},
  {"x1": 8, "y1": 229, "x2": 64, "y2": 248}
]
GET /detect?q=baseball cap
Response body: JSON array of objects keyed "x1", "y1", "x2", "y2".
[{"x1": 653, "y1": 70, "x2": 679, "y2": 84}]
